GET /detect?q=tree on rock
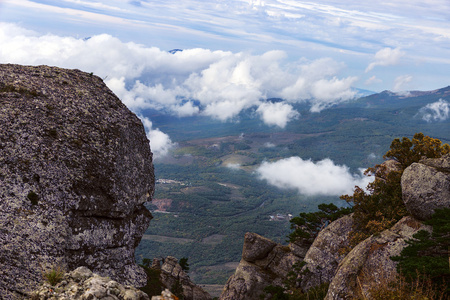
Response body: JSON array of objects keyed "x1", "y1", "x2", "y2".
[{"x1": 341, "y1": 133, "x2": 449, "y2": 249}]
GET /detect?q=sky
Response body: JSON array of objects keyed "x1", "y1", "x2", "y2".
[{"x1": 1, "y1": 0, "x2": 449, "y2": 195}]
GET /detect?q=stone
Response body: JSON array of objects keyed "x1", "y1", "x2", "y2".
[
  {"x1": 325, "y1": 216, "x2": 430, "y2": 300},
  {"x1": 242, "y1": 232, "x2": 277, "y2": 262},
  {"x1": 401, "y1": 154, "x2": 450, "y2": 220},
  {"x1": 30, "y1": 267, "x2": 149, "y2": 300},
  {"x1": 219, "y1": 233, "x2": 308, "y2": 300},
  {"x1": 0, "y1": 64, "x2": 154, "y2": 298},
  {"x1": 300, "y1": 214, "x2": 353, "y2": 292},
  {"x1": 159, "y1": 256, "x2": 212, "y2": 300}
]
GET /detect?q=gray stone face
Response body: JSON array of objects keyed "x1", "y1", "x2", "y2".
[
  {"x1": 325, "y1": 216, "x2": 430, "y2": 300},
  {"x1": 220, "y1": 232, "x2": 308, "y2": 300},
  {"x1": 242, "y1": 232, "x2": 277, "y2": 262},
  {"x1": 300, "y1": 214, "x2": 353, "y2": 292},
  {"x1": 0, "y1": 64, "x2": 154, "y2": 298},
  {"x1": 401, "y1": 154, "x2": 450, "y2": 220},
  {"x1": 160, "y1": 256, "x2": 212, "y2": 300},
  {"x1": 30, "y1": 266, "x2": 150, "y2": 300}
]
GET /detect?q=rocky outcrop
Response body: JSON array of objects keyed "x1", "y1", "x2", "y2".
[
  {"x1": 300, "y1": 214, "x2": 353, "y2": 292},
  {"x1": 30, "y1": 267, "x2": 150, "y2": 299},
  {"x1": 402, "y1": 154, "x2": 450, "y2": 220},
  {"x1": 159, "y1": 256, "x2": 212, "y2": 300},
  {"x1": 325, "y1": 216, "x2": 430, "y2": 299},
  {"x1": 0, "y1": 64, "x2": 154, "y2": 298},
  {"x1": 219, "y1": 232, "x2": 309, "y2": 300}
]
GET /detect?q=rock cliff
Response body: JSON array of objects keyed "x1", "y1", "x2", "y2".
[
  {"x1": 0, "y1": 64, "x2": 154, "y2": 298},
  {"x1": 158, "y1": 256, "x2": 212, "y2": 300},
  {"x1": 324, "y1": 216, "x2": 429, "y2": 299},
  {"x1": 219, "y1": 232, "x2": 309, "y2": 300},
  {"x1": 401, "y1": 154, "x2": 450, "y2": 220},
  {"x1": 221, "y1": 155, "x2": 450, "y2": 299}
]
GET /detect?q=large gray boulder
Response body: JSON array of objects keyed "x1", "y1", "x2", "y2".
[
  {"x1": 300, "y1": 214, "x2": 353, "y2": 292},
  {"x1": 220, "y1": 232, "x2": 308, "y2": 300},
  {"x1": 0, "y1": 64, "x2": 154, "y2": 298},
  {"x1": 401, "y1": 154, "x2": 450, "y2": 220},
  {"x1": 325, "y1": 216, "x2": 430, "y2": 300}
]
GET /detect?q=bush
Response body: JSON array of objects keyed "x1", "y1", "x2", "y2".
[
  {"x1": 288, "y1": 203, "x2": 352, "y2": 244},
  {"x1": 341, "y1": 133, "x2": 449, "y2": 249},
  {"x1": 391, "y1": 208, "x2": 450, "y2": 298},
  {"x1": 43, "y1": 266, "x2": 65, "y2": 286}
]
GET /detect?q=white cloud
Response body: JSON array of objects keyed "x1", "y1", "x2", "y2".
[
  {"x1": 225, "y1": 163, "x2": 241, "y2": 170},
  {"x1": 365, "y1": 75, "x2": 382, "y2": 85},
  {"x1": 140, "y1": 116, "x2": 176, "y2": 159},
  {"x1": 365, "y1": 47, "x2": 405, "y2": 72},
  {"x1": 256, "y1": 157, "x2": 372, "y2": 196},
  {"x1": 418, "y1": 99, "x2": 450, "y2": 122},
  {"x1": 0, "y1": 23, "x2": 358, "y2": 124},
  {"x1": 393, "y1": 74, "x2": 413, "y2": 92},
  {"x1": 256, "y1": 102, "x2": 299, "y2": 128}
]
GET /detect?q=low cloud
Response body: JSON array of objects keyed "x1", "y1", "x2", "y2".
[
  {"x1": 225, "y1": 163, "x2": 241, "y2": 170},
  {"x1": 365, "y1": 47, "x2": 405, "y2": 72},
  {"x1": 418, "y1": 99, "x2": 449, "y2": 122},
  {"x1": 140, "y1": 116, "x2": 176, "y2": 158},
  {"x1": 393, "y1": 74, "x2": 413, "y2": 92},
  {"x1": 256, "y1": 102, "x2": 299, "y2": 128},
  {"x1": 256, "y1": 157, "x2": 372, "y2": 196}
]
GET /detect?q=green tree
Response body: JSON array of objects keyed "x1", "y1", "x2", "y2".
[
  {"x1": 179, "y1": 257, "x2": 190, "y2": 273},
  {"x1": 392, "y1": 208, "x2": 450, "y2": 297},
  {"x1": 288, "y1": 203, "x2": 352, "y2": 244}
]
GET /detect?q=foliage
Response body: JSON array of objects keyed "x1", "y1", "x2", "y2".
[
  {"x1": 364, "y1": 272, "x2": 447, "y2": 300},
  {"x1": 43, "y1": 266, "x2": 65, "y2": 286},
  {"x1": 391, "y1": 208, "x2": 450, "y2": 298},
  {"x1": 263, "y1": 283, "x2": 329, "y2": 300},
  {"x1": 341, "y1": 133, "x2": 450, "y2": 249},
  {"x1": 139, "y1": 260, "x2": 164, "y2": 297},
  {"x1": 384, "y1": 132, "x2": 450, "y2": 169},
  {"x1": 179, "y1": 257, "x2": 190, "y2": 272},
  {"x1": 171, "y1": 280, "x2": 184, "y2": 299},
  {"x1": 288, "y1": 203, "x2": 353, "y2": 244}
]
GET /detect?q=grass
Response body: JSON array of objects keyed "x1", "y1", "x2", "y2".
[
  {"x1": 359, "y1": 270, "x2": 448, "y2": 300},
  {"x1": 43, "y1": 266, "x2": 65, "y2": 286}
]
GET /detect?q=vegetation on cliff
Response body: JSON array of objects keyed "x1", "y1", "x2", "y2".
[
  {"x1": 266, "y1": 133, "x2": 449, "y2": 300},
  {"x1": 341, "y1": 132, "x2": 449, "y2": 249}
]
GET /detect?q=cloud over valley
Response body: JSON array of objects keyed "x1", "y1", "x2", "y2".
[{"x1": 256, "y1": 157, "x2": 372, "y2": 196}]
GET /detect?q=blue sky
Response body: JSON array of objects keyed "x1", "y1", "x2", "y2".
[{"x1": 2, "y1": 0, "x2": 449, "y2": 92}]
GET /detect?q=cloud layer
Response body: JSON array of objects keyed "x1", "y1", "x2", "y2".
[
  {"x1": 418, "y1": 99, "x2": 450, "y2": 122},
  {"x1": 0, "y1": 22, "x2": 360, "y2": 157},
  {"x1": 256, "y1": 157, "x2": 371, "y2": 196}
]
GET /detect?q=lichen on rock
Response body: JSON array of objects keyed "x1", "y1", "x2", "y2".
[
  {"x1": 401, "y1": 154, "x2": 450, "y2": 220},
  {"x1": 0, "y1": 64, "x2": 154, "y2": 298}
]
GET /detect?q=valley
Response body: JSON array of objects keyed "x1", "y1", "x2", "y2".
[{"x1": 135, "y1": 87, "x2": 450, "y2": 286}]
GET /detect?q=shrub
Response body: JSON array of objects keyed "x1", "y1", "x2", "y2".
[
  {"x1": 288, "y1": 203, "x2": 352, "y2": 244},
  {"x1": 43, "y1": 266, "x2": 65, "y2": 286},
  {"x1": 341, "y1": 133, "x2": 449, "y2": 249},
  {"x1": 391, "y1": 208, "x2": 450, "y2": 298}
]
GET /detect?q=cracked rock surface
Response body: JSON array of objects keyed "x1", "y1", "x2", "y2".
[{"x1": 0, "y1": 64, "x2": 154, "y2": 298}]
